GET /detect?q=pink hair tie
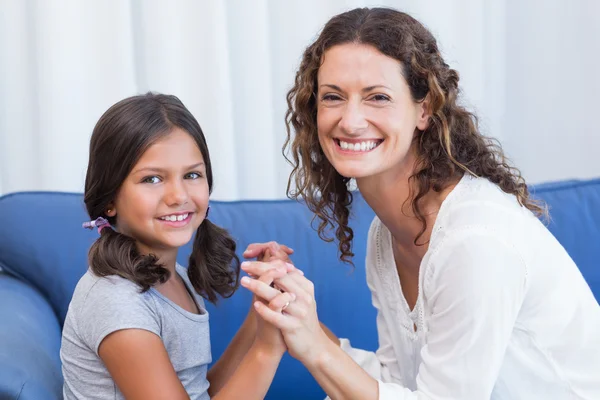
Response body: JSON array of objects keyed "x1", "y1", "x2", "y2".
[{"x1": 82, "y1": 217, "x2": 111, "y2": 234}]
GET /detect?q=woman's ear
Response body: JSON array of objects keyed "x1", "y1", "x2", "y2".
[{"x1": 416, "y1": 95, "x2": 431, "y2": 131}]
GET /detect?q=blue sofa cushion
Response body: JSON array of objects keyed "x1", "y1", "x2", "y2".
[{"x1": 0, "y1": 274, "x2": 63, "y2": 399}]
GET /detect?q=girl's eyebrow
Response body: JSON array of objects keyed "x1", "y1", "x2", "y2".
[{"x1": 132, "y1": 162, "x2": 205, "y2": 175}]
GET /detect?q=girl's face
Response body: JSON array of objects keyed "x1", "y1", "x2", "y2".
[
  {"x1": 316, "y1": 43, "x2": 430, "y2": 183},
  {"x1": 107, "y1": 127, "x2": 209, "y2": 260}
]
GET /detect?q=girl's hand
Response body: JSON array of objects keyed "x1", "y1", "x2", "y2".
[
  {"x1": 243, "y1": 243, "x2": 293, "y2": 317},
  {"x1": 240, "y1": 261, "x2": 329, "y2": 367},
  {"x1": 243, "y1": 241, "x2": 294, "y2": 264}
]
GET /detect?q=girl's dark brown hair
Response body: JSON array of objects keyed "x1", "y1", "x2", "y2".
[
  {"x1": 284, "y1": 7, "x2": 546, "y2": 263},
  {"x1": 84, "y1": 92, "x2": 240, "y2": 303}
]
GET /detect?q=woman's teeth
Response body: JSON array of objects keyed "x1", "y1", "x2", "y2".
[{"x1": 339, "y1": 140, "x2": 380, "y2": 152}]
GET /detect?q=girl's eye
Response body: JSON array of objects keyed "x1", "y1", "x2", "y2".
[
  {"x1": 185, "y1": 172, "x2": 203, "y2": 180},
  {"x1": 142, "y1": 176, "x2": 161, "y2": 184}
]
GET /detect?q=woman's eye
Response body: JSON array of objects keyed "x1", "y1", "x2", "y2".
[
  {"x1": 370, "y1": 94, "x2": 391, "y2": 102},
  {"x1": 322, "y1": 93, "x2": 343, "y2": 102},
  {"x1": 185, "y1": 172, "x2": 203, "y2": 180},
  {"x1": 142, "y1": 176, "x2": 161, "y2": 184}
]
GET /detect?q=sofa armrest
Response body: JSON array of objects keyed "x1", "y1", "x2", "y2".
[{"x1": 0, "y1": 273, "x2": 63, "y2": 400}]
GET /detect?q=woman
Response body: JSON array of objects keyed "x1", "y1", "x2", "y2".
[{"x1": 240, "y1": 7, "x2": 600, "y2": 400}]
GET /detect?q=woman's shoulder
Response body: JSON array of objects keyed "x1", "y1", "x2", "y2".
[
  {"x1": 448, "y1": 174, "x2": 523, "y2": 207},
  {"x1": 424, "y1": 175, "x2": 544, "y2": 265},
  {"x1": 437, "y1": 174, "x2": 537, "y2": 232}
]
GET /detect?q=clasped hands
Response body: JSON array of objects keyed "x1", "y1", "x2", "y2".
[{"x1": 241, "y1": 242, "x2": 331, "y2": 366}]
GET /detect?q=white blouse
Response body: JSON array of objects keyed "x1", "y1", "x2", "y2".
[{"x1": 340, "y1": 175, "x2": 600, "y2": 399}]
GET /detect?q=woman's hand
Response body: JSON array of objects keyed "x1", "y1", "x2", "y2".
[
  {"x1": 240, "y1": 261, "x2": 330, "y2": 367},
  {"x1": 246, "y1": 265, "x2": 291, "y2": 357}
]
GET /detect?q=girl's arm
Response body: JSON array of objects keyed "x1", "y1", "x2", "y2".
[
  {"x1": 208, "y1": 261, "x2": 291, "y2": 398},
  {"x1": 210, "y1": 340, "x2": 283, "y2": 400},
  {"x1": 206, "y1": 308, "x2": 256, "y2": 395},
  {"x1": 99, "y1": 314, "x2": 284, "y2": 400},
  {"x1": 99, "y1": 329, "x2": 190, "y2": 400},
  {"x1": 206, "y1": 242, "x2": 291, "y2": 394}
]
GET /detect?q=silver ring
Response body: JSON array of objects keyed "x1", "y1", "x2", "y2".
[{"x1": 282, "y1": 301, "x2": 291, "y2": 311}]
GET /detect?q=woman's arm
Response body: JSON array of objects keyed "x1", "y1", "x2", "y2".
[
  {"x1": 244, "y1": 242, "x2": 340, "y2": 345},
  {"x1": 243, "y1": 232, "x2": 527, "y2": 400},
  {"x1": 242, "y1": 265, "x2": 380, "y2": 400}
]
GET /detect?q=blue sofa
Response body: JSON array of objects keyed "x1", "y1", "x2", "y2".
[{"x1": 1, "y1": 178, "x2": 599, "y2": 399}]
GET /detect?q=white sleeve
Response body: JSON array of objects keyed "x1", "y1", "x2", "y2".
[{"x1": 376, "y1": 230, "x2": 527, "y2": 400}]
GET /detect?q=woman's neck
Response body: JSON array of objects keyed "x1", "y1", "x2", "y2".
[{"x1": 356, "y1": 161, "x2": 458, "y2": 253}]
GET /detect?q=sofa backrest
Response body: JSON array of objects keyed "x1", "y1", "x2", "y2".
[
  {"x1": 0, "y1": 178, "x2": 598, "y2": 399},
  {"x1": 531, "y1": 178, "x2": 600, "y2": 299},
  {"x1": 0, "y1": 191, "x2": 377, "y2": 399}
]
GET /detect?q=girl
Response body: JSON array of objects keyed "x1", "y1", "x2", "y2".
[
  {"x1": 241, "y1": 7, "x2": 600, "y2": 400},
  {"x1": 61, "y1": 93, "x2": 292, "y2": 399}
]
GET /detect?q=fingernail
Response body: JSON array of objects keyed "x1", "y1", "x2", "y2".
[
  {"x1": 241, "y1": 276, "x2": 250, "y2": 285},
  {"x1": 291, "y1": 293, "x2": 297, "y2": 301},
  {"x1": 297, "y1": 269, "x2": 304, "y2": 276},
  {"x1": 241, "y1": 261, "x2": 250, "y2": 269},
  {"x1": 285, "y1": 262, "x2": 295, "y2": 271},
  {"x1": 254, "y1": 301, "x2": 261, "y2": 309}
]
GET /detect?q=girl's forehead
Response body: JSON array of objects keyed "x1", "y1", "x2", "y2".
[{"x1": 133, "y1": 128, "x2": 205, "y2": 170}]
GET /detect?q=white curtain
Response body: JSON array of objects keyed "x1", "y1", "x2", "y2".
[{"x1": 1, "y1": 0, "x2": 598, "y2": 200}]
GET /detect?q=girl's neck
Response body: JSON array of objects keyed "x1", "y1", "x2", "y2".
[{"x1": 136, "y1": 243, "x2": 179, "y2": 275}]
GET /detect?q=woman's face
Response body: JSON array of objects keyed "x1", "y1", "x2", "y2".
[{"x1": 316, "y1": 43, "x2": 429, "y2": 182}]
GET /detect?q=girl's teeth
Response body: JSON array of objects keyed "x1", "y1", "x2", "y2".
[{"x1": 161, "y1": 213, "x2": 188, "y2": 222}]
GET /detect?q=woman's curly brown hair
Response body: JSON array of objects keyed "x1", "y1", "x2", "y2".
[{"x1": 284, "y1": 7, "x2": 546, "y2": 263}]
